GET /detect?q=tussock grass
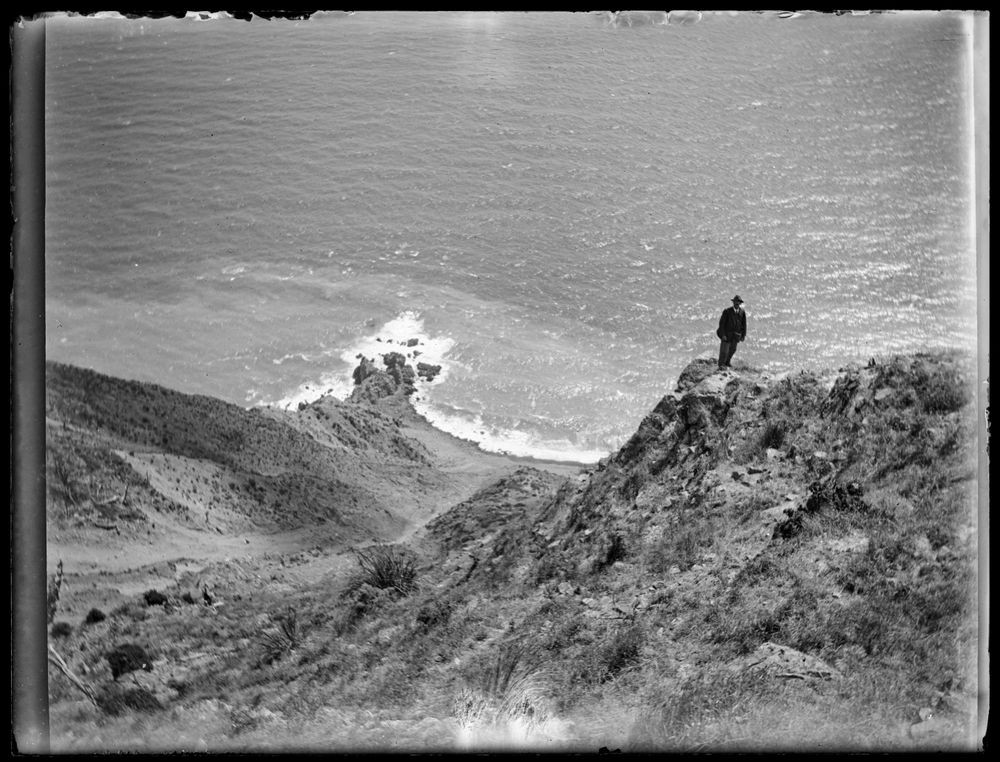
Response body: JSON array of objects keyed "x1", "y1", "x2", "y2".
[
  {"x1": 259, "y1": 608, "x2": 304, "y2": 665},
  {"x1": 454, "y1": 642, "x2": 551, "y2": 737},
  {"x1": 355, "y1": 544, "x2": 419, "y2": 595},
  {"x1": 599, "y1": 624, "x2": 645, "y2": 682}
]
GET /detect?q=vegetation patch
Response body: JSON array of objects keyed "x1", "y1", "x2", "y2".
[
  {"x1": 96, "y1": 684, "x2": 163, "y2": 716},
  {"x1": 84, "y1": 608, "x2": 107, "y2": 625},
  {"x1": 355, "y1": 544, "x2": 419, "y2": 596},
  {"x1": 259, "y1": 608, "x2": 305, "y2": 666},
  {"x1": 50, "y1": 621, "x2": 74, "y2": 639},
  {"x1": 629, "y1": 667, "x2": 780, "y2": 750},
  {"x1": 454, "y1": 641, "x2": 551, "y2": 737}
]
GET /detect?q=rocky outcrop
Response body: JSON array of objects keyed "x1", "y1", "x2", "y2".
[
  {"x1": 348, "y1": 353, "x2": 417, "y2": 405},
  {"x1": 382, "y1": 352, "x2": 416, "y2": 392},
  {"x1": 534, "y1": 358, "x2": 746, "y2": 574},
  {"x1": 352, "y1": 356, "x2": 380, "y2": 386},
  {"x1": 416, "y1": 362, "x2": 442, "y2": 382}
]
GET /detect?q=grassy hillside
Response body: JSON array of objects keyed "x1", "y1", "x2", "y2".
[
  {"x1": 44, "y1": 352, "x2": 982, "y2": 752},
  {"x1": 45, "y1": 361, "x2": 450, "y2": 540}
]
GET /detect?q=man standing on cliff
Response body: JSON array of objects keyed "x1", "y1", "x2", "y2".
[{"x1": 717, "y1": 295, "x2": 747, "y2": 369}]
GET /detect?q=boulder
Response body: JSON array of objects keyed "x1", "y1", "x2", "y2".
[
  {"x1": 416, "y1": 362, "x2": 442, "y2": 382},
  {"x1": 675, "y1": 358, "x2": 719, "y2": 393},
  {"x1": 729, "y1": 641, "x2": 841, "y2": 680}
]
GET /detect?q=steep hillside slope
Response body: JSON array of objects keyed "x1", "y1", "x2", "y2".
[
  {"x1": 44, "y1": 352, "x2": 982, "y2": 752},
  {"x1": 43, "y1": 357, "x2": 563, "y2": 620},
  {"x1": 46, "y1": 361, "x2": 427, "y2": 542}
]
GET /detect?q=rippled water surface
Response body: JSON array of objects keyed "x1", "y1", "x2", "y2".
[{"x1": 45, "y1": 11, "x2": 977, "y2": 461}]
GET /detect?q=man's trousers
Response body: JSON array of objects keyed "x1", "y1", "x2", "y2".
[{"x1": 719, "y1": 339, "x2": 739, "y2": 368}]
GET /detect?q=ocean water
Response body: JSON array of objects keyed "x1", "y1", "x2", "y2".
[{"x1": 44, "y1": 11, "x2": 978, "y2": 463}]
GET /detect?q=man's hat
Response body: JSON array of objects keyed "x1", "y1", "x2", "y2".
[{"x1": 732, "y1": 295, "x2": 744, "y2": 304}]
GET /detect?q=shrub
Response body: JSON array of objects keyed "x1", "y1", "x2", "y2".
[
  {"x1": 106, "y1": 643, "x2": 154, "y2": 680},
  {"x1": 355, "y1": 544, "x2": 418, "y2": 595},
  {"x1": 143, "y1": 589, "x2": 169, "y2": 607},
  {"x1": 84, "y1": 608, "x2": 107, "y2": 625},
  {"x1": 50, "y1": 621, "x2": 73, "y2": 639}
]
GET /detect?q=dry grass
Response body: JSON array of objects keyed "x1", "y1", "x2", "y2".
[
  {"x1": 44, "y1": 351, "x2": 981, "y2": 753},
  {"x1": 259, "y1": 608, "x2": 304, "y2": 666},
  {"x1": 355, "y1": 544, "x2": 419, "y2": 595},
  {"x1": 453, "y1": 641, "x2": 552, "y2": 744}
]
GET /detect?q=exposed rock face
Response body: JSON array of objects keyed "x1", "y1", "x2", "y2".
[
  {"x1": 383, "y1": 352, "x2": 416, "y2": 392},
  {"x1": 352, "y1": 356, "x2": 380, "y2": 386},
  {"x1": 416, "y1": 362, "x2": 442, "y2": 382},
  {"x1": 347, "y1": 349, "x2": 439, "y2": 408},
  {"x1": 535, "y1": 359, "x2": 745, "y2": 574},
  {"x1": 349, "y1": 352, "x2": 417, "y2": 404},
  {"x1": 527, "y1": 351, "x2": 977, "y2": 588},
  {"x1": 348, "y1": 370, "x2": 399, "y2": 405}
]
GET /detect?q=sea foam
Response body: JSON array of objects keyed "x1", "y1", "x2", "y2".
[
  {"x1": 268, "y1": 311, "x2": 605, "y2": 464},
  {"x1": 267, "y1": 311, "x2": 455, "y2": 411}
]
